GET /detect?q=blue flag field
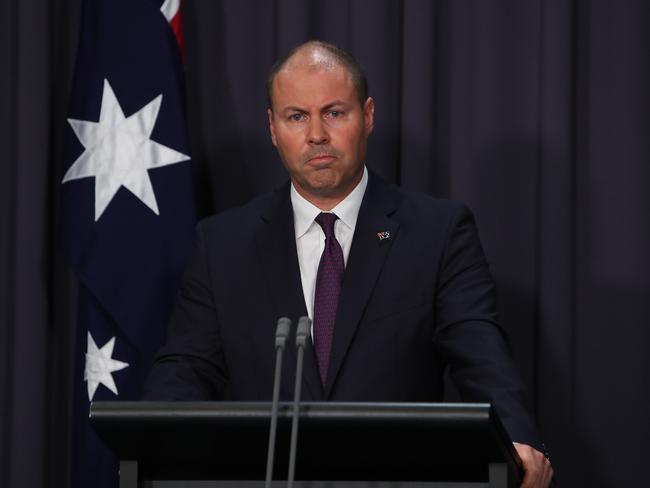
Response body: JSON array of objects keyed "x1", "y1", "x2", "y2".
[{"x1": 60, "y1": 1, "x2": 195, "y2": 486}]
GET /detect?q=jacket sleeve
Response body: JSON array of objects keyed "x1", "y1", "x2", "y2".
[
  {"x1": 433, "y1": 203, "x2": 542, "y2": 450},
  {"x1": 142, "y1": 221, "x2": 227, "y2": 400}
]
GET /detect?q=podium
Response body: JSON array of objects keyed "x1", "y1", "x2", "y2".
[{"x1": 90, "y1": 402, "x2": 523, "y2": 488}]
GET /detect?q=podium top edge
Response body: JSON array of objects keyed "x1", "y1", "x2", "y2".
[{"x1": 90, "y1": 401, "x2": 493, "y2": 421}]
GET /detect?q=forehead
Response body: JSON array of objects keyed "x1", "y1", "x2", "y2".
[{"x1": 271, "y1": 61, "x2": 357, "y2": 109}]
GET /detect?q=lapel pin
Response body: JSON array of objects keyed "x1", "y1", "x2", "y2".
[{"x1": 377, "y1": 231, "x2": 391, "y2": 241}]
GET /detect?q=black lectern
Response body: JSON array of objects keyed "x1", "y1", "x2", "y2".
[{"x1": 90, "y1": 402, "x2": 522, "y2": 488}]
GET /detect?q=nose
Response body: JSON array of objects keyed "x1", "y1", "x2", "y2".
[{"x1": 307, "y1": 117, "x2": 329, "y2": 145}]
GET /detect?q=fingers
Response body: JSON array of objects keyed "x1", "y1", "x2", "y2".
[{"x1": 514, "y1": 443, "x2": 554, "y2": 488}]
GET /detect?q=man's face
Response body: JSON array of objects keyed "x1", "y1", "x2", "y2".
[{"x1": 268, "y1": 61, "x2": 374, "y2": 207}]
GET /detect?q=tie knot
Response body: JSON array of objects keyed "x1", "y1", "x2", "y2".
[{"x1": 315, "y1": 212, "x2": 338, "y2": 238}]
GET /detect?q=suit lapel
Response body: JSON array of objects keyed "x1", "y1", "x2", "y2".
[
  {"x1": 324, "y1": 174, "x2": 401, "y2": 397},
  {"x1": 255, "y1": 185, "x2": 323, "y2": 400}
]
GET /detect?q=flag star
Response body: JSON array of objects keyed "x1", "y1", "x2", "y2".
[
  {"x1": 63, "y1": 78, "x2": 189, "y2": 221},
  {"x1": 84, "y1": 331, "x2": 129, "y2": 401},
  {"x1": 160, "y1": 0, "x2": 181, "y2": 21}
]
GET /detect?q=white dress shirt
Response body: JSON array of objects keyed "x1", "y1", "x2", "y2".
[{"x1": 291, "y1": 166, "x2": 368, "y2": 324}]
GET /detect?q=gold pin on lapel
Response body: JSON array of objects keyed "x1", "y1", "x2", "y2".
[{"x1": 377, "y1": 231, "x2": 391, "y2": 241}]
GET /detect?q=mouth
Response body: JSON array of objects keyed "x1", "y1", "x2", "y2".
[{"x1": 307, "y1": 154, "x2": 336, "y2": 164}]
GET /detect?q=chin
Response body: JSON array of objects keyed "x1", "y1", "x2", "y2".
[{"x1": 304, "y1": 173, "x2": 340, "y2": 192}]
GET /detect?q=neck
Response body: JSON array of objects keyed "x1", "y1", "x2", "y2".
[
  {"x1": 292, "y1": 168, "x2": 364, "y2": 211},
  {"x1": 297, "y1": 193, "x2": 342, "y2": 212},
  {"x1": 292, "y1": 183, "x2": 356, "y2": 211}
]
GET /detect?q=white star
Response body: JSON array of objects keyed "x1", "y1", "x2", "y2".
[
  {"x1": 63, "y1": 79, "x2": 189, "y2": 221},
  {"x1": 160, "y1": 0, "x2": 181, "y2": 21},
  {"x1": 84, "y1": 331, "x2": 129, "y2": 401}
]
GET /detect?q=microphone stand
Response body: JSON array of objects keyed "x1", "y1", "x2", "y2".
[
  {"x1": 287, "y1": 316, "x2": 311, "y2": 488},
  {"x1": 264, "y1": 317, "x2": 292, "y2": 488}
]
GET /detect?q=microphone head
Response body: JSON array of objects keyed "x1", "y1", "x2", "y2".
[
  {"x1": 275, "y1": 317, "x2": 292, "y2": 348},
  {"x1": 296, "y1": 316, "x2": 311, "y2": 347}
]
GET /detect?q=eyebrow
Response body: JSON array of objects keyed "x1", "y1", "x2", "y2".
[
  {"x1": 279, "y1": 100, "x2": 350, "y2": 115},
  {"x1": 321, "y1": 100, "x2": 349, "y2": 110},
  {"x1": 280, "y1": 106, "x2": 308, "y2": 115}
]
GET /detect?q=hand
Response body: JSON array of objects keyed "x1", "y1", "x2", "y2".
[{"x1": 514, "y1": 442, "x2": 553, "y2": 488}]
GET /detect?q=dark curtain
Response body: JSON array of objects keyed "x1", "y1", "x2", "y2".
[{"x1": 1, "y1": 1, "x2": 648, "y2": 487}]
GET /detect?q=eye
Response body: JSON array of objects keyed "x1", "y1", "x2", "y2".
[
  {"x1": 328, "y1": 110, "x2": 343, "y2": 118},
  {"x1": 288, "y1": 113, "x2": 306, "y2": 122}
]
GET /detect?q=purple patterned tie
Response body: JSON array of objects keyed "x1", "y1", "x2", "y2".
[{"x1": 313, "y1": 212, "x2": 344, "y2": 385}]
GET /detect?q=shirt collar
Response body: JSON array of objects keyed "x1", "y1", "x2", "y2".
[{"x1": 291, "y1": 166, "x2": 368, "y2": 239}]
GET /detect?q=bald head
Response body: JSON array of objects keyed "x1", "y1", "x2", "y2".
[{"x1": 266, "y1": 41, "x2": 368, "y2": 109}]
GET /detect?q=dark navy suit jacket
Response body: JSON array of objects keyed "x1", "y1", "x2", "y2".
[{"x1": 143, "y1": 171, "x2": 541, "y2": 449}]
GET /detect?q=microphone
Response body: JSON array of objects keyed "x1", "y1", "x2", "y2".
[
  {"x1": 287, "y1": 316, "x2": 311, "y2": 488},
  {"x1": 265, "y1": 317, "x2": 292, "y2": 488}
]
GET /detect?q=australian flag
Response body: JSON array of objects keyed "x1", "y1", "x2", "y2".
[{"x1": 61, "y1": 1, "x2": 195, "y2": 486}]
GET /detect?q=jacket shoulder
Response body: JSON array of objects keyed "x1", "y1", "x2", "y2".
[
  {"x1": 389, "y1": 184, "x2": 474, "y2": 224},
  {"x1": 196, "y1": 191, "x2": 275, "y2": 234},
  {"x1": 369, "y1": 171, "x2": 470, "y2": 218}
]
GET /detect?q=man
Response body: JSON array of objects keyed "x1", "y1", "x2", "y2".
[{"x1": 144, "y1": 41, "x2": 553, "y2": 487}]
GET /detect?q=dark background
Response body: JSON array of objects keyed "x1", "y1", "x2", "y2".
[{"x1": 1, "y1": 0, "x2": 649, "y2": 487}]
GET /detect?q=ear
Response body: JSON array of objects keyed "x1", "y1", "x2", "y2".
[
  {"x1": 267, "y1": 108, "x2": 278, "y2": 147},
  {"x1": 363, "y1": 97, "x2": 375, "y2": 136}
]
